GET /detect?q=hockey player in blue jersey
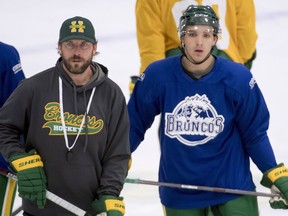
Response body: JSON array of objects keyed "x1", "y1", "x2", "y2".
[
  {"x1": 0, "y1": 41, "x2": 25, "y2": 216},
  {"x1": 0, "y1": 42, "x2": 25, "y2": 107},
  {"x1": 128, "y1": 5, "x2": 288, "y2": 216}
]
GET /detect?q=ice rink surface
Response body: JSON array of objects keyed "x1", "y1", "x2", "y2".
[{"x1": 1, "y1": 0, "x2": 288, "y2": 215}]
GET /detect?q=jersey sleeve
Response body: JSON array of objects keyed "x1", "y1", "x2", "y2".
[
  {"x1": 128, "y1": 69, "x2": 161, "y2": 152},
  {"x1": 136, "y1": 0, "x2": 166, "y2": 74},
  {"x1": 0, "y1": 44, "x2": 25, "y2": 107},
  {"x1": 236, "y1": 0, "x2": 258, "y2": 63},
  {"x1": 234, "y1": 74, "x2": 277, "y2": 173}
]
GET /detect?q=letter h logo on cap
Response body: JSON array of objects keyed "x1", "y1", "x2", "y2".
[{"x1": 69, "y1": 21, "x2": 85, "y2": 33}]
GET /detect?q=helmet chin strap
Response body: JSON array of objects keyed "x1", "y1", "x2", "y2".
[{"x1": 187, "y1": 49, "x2": 211, "y2": 65}]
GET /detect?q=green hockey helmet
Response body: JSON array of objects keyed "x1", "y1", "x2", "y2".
[{"x1": 179, "y1": 5, "x2": 220, "y2": 37}]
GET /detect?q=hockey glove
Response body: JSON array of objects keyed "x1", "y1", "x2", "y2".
[
  {"x1": 269, "y1": 185, "x2": 288, "y2": 209},
  {"x1": 10, "y1": 149, "x2": 47, "y2": 209},
  {"x1": 129, "y1": 76, "x2": 138, "y2": 95},
  {"x1": 261, "y1": 163, "x2": 288, "y2": 209},
  {"x1": 92, "y1": 195, "x2": 125, "y2": 216}
]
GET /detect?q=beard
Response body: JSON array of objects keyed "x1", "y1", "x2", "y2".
[{"x1": 62, "y1": 54, "x2": 93, "y2": 74}]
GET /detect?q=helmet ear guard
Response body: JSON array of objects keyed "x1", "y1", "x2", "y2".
[{"x1": 178, "y1": 5, "x2": 221, "y2": 38}]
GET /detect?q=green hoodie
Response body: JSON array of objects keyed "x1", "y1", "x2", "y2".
[{"x1": 0, "y1": 58, "x2": 131, "y2": 215}]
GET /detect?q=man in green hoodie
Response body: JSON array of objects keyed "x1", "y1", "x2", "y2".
[{"x1": 0, "y1": 16, "x2": 130, "y2": 216}]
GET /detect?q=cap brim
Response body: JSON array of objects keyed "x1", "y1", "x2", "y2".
[{"x1": 59, "y1": 35, "x2": 96, "y2": 44}]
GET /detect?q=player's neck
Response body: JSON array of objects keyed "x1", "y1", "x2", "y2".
[{"x1": 182, "y1": 55, "x2": 215, "y2": 79}]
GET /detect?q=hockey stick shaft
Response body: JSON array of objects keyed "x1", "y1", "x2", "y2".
[
  {"x1": 0, "y1": 168, "x2": 106, "y2": 216},
  {"x1": 11, "y1": 205, "x2": 22, "y2": 216},
  {"x1": 125, "y1": 178, "x2": 281, "y2": 198}
]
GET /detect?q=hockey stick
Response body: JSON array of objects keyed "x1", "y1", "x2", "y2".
[
  {"x1": 11, "y1": 205, "x2": 22, "y2": 216},
  {"x1": 0, "y1": 168, "x2": 106, "y2": 216},
  {"x1": 125, "y1": 178, "x2": 281, "y2": 198}
]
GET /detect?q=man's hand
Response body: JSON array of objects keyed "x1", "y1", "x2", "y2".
[
  {"x1": 10, "y1": 149, "x2": 47, "y2": 209},
  {"x1": 261, "y1": 163, "x2": 288, "y2": 209},
  {"x1": 92, "y1": 195, "x2": 125, "y2": 216}
]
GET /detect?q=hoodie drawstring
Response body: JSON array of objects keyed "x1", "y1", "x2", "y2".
[
  {"x1": 58, "y1": 77, "x2": 96, "y2": 156},
  {"x1": 83, "y1": 90, "x2": 89, "y2": 152},
  {"x1": 73, "y1": 85, "x2": 78, "y2": 115}
]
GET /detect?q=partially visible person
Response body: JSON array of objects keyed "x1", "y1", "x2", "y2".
[
  {"x1": 0, "y1": 41, "x2": 25, "y2": 106},
  {"x1": 129, "y1": 0, "x2": 258, "y2": 94},
  {"x1": 0, "y1": 41, "x2": 25, "y2": 216},
  {"x1": 128, "y1": 5, "x2": 288, "y2": 216},
  {"x1": 0, "y1": 16, "x2": 130, "y2": 216}
]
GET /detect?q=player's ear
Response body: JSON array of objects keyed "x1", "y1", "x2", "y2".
[{"x1": 93, "y1": 43, "x2": 97, "y2": 55}]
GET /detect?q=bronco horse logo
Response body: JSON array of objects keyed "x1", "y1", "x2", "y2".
[{"x1": 165, "y1": 94, "x2": 224, "y2": 146}]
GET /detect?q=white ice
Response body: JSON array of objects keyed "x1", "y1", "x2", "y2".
[{"x1": 1, "y1": 0, "x2": 288, "y2": 215}]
